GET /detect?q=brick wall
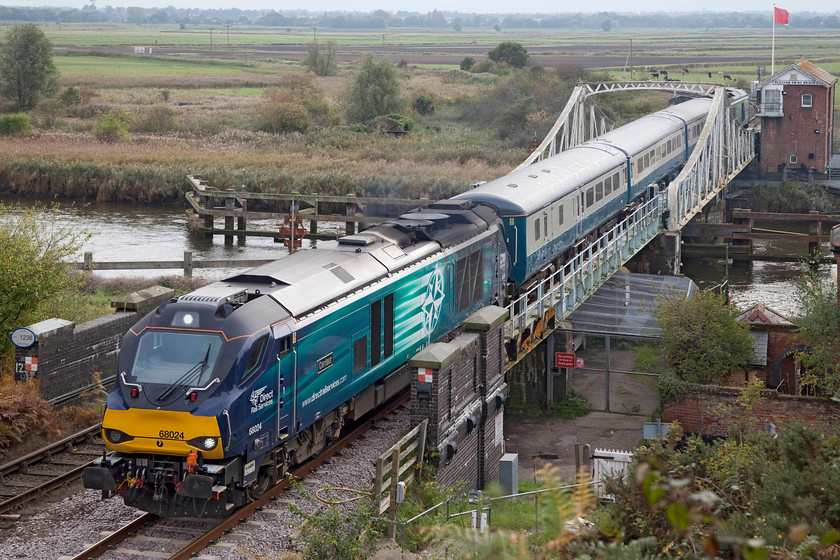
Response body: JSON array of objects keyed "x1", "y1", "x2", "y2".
[
  {"x1": 663, "y1": 386, "x2": 840, "y2": 437},
  {"x1": 13, "y1": 286, "x2": 173, "y2": 401},
  {"x1": 409, "y1": 306, "x2": 508, "y2": 491}
]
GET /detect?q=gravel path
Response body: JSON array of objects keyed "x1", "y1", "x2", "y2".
[{"x1": 0, "y1": 409, "x2": 410, "y2": 560}]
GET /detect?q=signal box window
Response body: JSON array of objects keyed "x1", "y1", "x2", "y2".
[{"x1": 790, "y1": 155, "x2": 798, "y2": 165}]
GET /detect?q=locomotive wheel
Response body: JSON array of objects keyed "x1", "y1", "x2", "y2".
[{"x1": 248, "y1": 467, "x2": 273, "y2": 500}]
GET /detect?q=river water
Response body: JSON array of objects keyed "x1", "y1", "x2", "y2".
[{"x1": 2, "y1": 196, "x2": 829, "y2": 319}]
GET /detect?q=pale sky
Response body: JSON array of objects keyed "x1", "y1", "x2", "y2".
[{"x1": 7, "y1": 0, "x2": 839, "y2": 15}]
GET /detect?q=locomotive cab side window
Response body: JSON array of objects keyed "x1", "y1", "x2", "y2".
[{"x1": 241, "y1": 334, "x2": 269, "y2": 381}]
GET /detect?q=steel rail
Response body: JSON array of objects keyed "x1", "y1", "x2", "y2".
[
  {"x1": 0, "y1": 424, "x2": 104, "y2": 516},
  {"x1": 0, "y1": 424, "x2": 101, "y2": 479}
]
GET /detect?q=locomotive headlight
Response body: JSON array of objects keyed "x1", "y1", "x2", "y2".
[
  {"x1": 187, "y1": 436, "x2": 218, "y2": 451},
  {"x1": 105, "y1": 428, "x2": 134, "y2": 444},
  {"x1": 172, "y1": 311, "x2": 198, "y2": 328}
]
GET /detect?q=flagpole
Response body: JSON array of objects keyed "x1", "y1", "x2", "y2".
[{"x1": 772, "y1": 4, "x2": 776, "y2": 74}]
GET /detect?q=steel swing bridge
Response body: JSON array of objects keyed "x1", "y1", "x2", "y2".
[{"x1": 503, "y1": 82, "x2": 755, "y2": 357}]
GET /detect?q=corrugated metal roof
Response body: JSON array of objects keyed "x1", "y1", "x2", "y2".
[{"x1": 567, "y1": 271, "x2": 698, "y2": 338}]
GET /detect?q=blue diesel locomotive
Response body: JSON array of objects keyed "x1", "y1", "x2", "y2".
[{"x1": 84, "y1": 89, "x2": 747, "y2": 517}]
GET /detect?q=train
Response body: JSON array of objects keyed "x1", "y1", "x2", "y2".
[{"x1": 83, "y1": 87, "x2": 748, "y2": 517}]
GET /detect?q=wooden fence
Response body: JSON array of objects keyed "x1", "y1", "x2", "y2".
[
  {"x1": 75, "y1": 251, "x2": 275, "y2": 278},
  {"x1": 372, "y1": 418, "x2": 428, "y2": 537}
]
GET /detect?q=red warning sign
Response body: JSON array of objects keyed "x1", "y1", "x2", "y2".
[{"x1": 555, "y1": 352, "x2": 575, "y2": 368}]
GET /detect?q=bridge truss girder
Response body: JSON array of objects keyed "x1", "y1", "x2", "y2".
[
  {"x1": 514, "y1": 81, "x2": 722, "y2": 173},
  {"x1": 503, "y1": 82, "x2": 755, "y2": 358}
]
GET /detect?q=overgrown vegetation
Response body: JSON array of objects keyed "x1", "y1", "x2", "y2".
[
  {"x1": 655, "y1": 290, "x2": 753, "y2": 386},
  {"x1": 0, "y1": 202, "x2": 90, "y2": 351},
  {"x1": 794, "y1": 265, "x2": 840, "y2": 398},
  {"x1": 584, "y1": 423, "x2": 840, "y2": 560},
  {"x1": 749, "y1": 181, "x2": 840, "y2": 213}
]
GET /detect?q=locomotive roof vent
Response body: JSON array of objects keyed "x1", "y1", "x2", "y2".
[
  {"x1": 399, "y1": 212, "x2": 450, "y2": 230},
  {"x1": 337, "y1": 233, "x2": 377, "y2": 246},
  {"x1": 178, "y1": 287, "x2": 248, "y2": 307}
]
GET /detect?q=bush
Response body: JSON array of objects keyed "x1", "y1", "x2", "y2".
[
  {"x1": 0, "y1": 113, "x2": 33, "y2": 134},
  {"x1": 134, "y1": 104, "x2": 178, "y2": 133},
  {"x1": 460, "y1": 56, "x2": 475, "y2": 71},
  {"x1": 411, "y1": 95, "x2": 435, "y2": 115},
  {"x1": 93, "y1": 116, "x2": 130, "y2": 142},
  {"x1": 470, "y1": 59, "x2": 507, "y2": 74},
  {"x1": 34, "y1": 99, "x2": 64, "y2": 128},
  {"x1": 59, "y1": 86, "x2": 82, "y2": 107},
  {"x1": 257, "y1": 101, "x2": 310, "y2": 134}
]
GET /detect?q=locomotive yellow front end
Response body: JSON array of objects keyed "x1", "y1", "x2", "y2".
[{"x1": 101, "y1": 408, "x2": 224, "y2": 460}]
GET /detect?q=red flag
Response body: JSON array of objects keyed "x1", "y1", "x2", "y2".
[{"x1": 774, "y1": 6, "x2": 789, "y2": 24}]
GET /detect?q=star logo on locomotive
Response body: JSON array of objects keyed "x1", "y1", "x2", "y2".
[
  {"x1": 250, "y1": 386, "x2": 266, "y2": 408},
  {"x1": 421, "y1": 267, "x2": 445, "y2": 336}
]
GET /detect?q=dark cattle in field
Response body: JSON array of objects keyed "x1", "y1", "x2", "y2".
[
  {"x1": 661, "y1": 70, "x2": 668, "y2": 77},
  {"x1": 723, "y1": 74, "x2": 732, "y2": 80},
  {"x1": 651, "y1": 72, "x2": 659, "y2": 78},
  {"x1": 681, "y1": 68, "x2": 690, "y2": 74},
  {"x1": 707, "y1": 71, "x2": 713, "y2": 78}
]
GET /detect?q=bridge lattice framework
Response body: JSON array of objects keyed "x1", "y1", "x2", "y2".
[{"x1": 504, "y1": 82, "x2": 755, "y2": 357}]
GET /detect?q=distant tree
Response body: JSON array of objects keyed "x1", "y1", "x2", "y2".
[
  {"x1": 487, "y1": 41, "x2": 529, "y2": 68},
  {"x1": 344, "y1": 55, "x2": 403, "y2": 123},
  {"x1": 601, "y1": 19, "x2": 613, "y2": 31},
  {"x1": 0, "y1": 24, "x2": 59, "y2": 111},
  {"x1": 303, "y1": 39, "x2": 338, "y2": 77},
  {"x1": 59, "y1": 86, "x2": 82, "y2": 107},
  {"x1": 125, "y1": 6, "x2": 146, "y2": 23},
  {"x1": 459, "y1": 56, "x2": 475, "y2": 71},
  {"x1": 655, "y1": 289, "x2": 753, "y2": 384}
]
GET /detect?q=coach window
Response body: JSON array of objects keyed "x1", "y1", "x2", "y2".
[
  {"x1": 802, "y1": 93, "x2": 813, "y2": 108},
  {"x1": 534, "y1": 217, "x2": 540, "y2": 241},
  {"x1": 604, "y1": 176, "x2": 611, "y2": 195},
  {"x1": 586, "y1": 187, "x2": 594, "y2": 208},
  {"x1": 558, "y1": 203, "x2": 564, "y2": 225},
  {"x1": 543, "y1": 214, "x2": 548, "y2": 238},
  {"x1": 649, "y1": 150, "x2": 655, "y2": 164},
  {"x1": 644, "y1": 154, "x2": 650, "y2": 169},
  {"x1": 613, "y1": 172, "x2": 620, "y2": 189},
  {"x1": 595, "y1": 182, "x2": 603, "y2": 202}
]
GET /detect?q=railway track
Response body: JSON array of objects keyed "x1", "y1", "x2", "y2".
[
  {"x1": 0, "y1": 424, "x2": 104, "y2": 517},
  {"x1": 68, "y1": 391, "x2": 409, "y2": 560}
]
